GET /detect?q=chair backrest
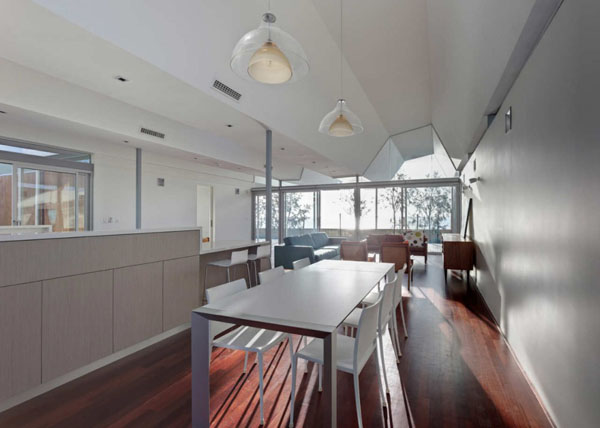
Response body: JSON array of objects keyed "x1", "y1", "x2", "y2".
[
  {"x1": 378, "y1": 278, "x2": 397, "y2": 332},
  {"x1": 383, "y1": 234, "x2": 405, "y2": 243},
  {"x1": 256, "y1": 244, "x2": 271, "y2": 258},
  {"x1": 354, "y1": 292, "x2": 383, "y2": 372},
  {"x1": 293, "y1": 257, "x2": 310, "y2": 270},
  {"x1": 259, "y1": 265, "x2": 285, "y2": 284},
  {"x1": 380, "y1": 242, "x2": 410, "y2": 273},
  {"x1": 392, "y1": 265, "x2": 406, "y2": 308},
  {"x1": 340, "y1": 241, "x2": 368, "y2": 262},
  {"x1": 205, "y1": 278, "x2": 247, "y2": 341},
  {"x1": 230, "y1": 249, "x2": 248, "y2": 265}
]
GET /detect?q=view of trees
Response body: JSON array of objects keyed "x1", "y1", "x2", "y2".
[{"x1": 255, "y1": 174, "x2": 453, "y2": 242}]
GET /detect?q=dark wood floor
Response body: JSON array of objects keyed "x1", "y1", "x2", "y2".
[{"x1": 0, "y1": 255, "x2": 552, "y2": 428}]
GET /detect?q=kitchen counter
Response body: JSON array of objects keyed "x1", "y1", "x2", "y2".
[
  {"x1": 0, "y1": 226, "x2": 202, "y2": 242},
  {"x1": 200, "y1": 240, "x2": 270, "y2": 255}
]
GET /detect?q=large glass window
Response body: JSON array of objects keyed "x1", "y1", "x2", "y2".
[
  {"x1": 254, "y1": 193, "x2": 279, "y2": 242},
  {"x1": 0, "y1": 163, "x2": 12, "y2": 226},
  {"x1": 18, "y1": 168, "x2": 77, "y2": 232},
  {"x1": 0, "y1": 139, "x2": 92, "y2": 231},
  {"x1": 320, "y1": 189, "x2": 355, "y2": 238},
  {"x1": 377, "y1": 186, "x2": 405, "y2": 232},
  {"x1": 284, "y1": 191, "x2": 317, "y2": 237},
  {"x1": 358, "y1": 188, "x2": 376, "y2": 239},
  {"x1": 406, "y1": 186, "x2": 453, "y2": 243}
]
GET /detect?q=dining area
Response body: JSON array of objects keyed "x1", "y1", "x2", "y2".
[{"x1": 192, "y1": 244, "x2": 413, "y2": 428}]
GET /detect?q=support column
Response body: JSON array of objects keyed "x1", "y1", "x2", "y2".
[
  {"x1": 265, "y1": 130, "x2": 272, "y2": 243},
  {"x1": 136, "y1": 148, "x2": 142, "y2": 229}
]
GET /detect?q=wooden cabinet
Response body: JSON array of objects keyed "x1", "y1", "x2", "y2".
[{"x1": 442, "y1": 234, "x2": 474, "y2": 280}]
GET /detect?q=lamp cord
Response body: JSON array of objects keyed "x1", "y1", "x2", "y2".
[{"x1": 340, "y1": 0, "x2": 343, "y2": 101}]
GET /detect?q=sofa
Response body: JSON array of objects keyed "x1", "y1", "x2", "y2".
[
  {"x1": 366, "y1": 231, "x2": 428, "y2": 263},
  {"x1": 274, "y1": 232, "x2": 347, "y2": 269}
]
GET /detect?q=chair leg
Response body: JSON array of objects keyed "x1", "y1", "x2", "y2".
[
  {"x1": 203, "y1": 265, "x2": 209, "y2": 294},
  {"x1": 246, "y1": 263, "x2": 251, "y2": 287},
  {"x1": 318, "y1": 364, "x2": 322, "y2": 392},
  {"x1": 254, "y1": 260, "x2": 259, "y2": 285},
  {"x1": 226, "y1": 266, "x2": 230, "y2": 282},
  {"x1": 407, "y1": 271, "x2": 411, "y2": 291},
  {"x1": 353, "y1": 372, "x2": 363, "y2": 428},
  {"x1": 374, "y1": 345, "x2": 388, "y2": 409},
  {"x1": 388, "y1": 322, "x2": 400, "y2": 362},
  {"x1": 400, "y1": 298, "x2": 408, "y2": 338},
  {"x1": 258, "y1": 353, "x2": 265, "y2": 426},
  {"x1": 391, "y1": 313, "x2": 403, "y2": 359},
  {"x1": 243, "y1": 351, "x2": 249, "y2": 373},
  {"x1": 378, "y1": 332, "x2": 390, "y2": 394},
  {"x1": 289, "y1": 354, "x2": 298, "y2": 428}
]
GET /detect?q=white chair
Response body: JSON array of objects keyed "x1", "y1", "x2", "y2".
[
  {"x1": 292, "y1": 257, "x2": 310, "y2": 270},
  {"x1": 248, "y1": 245, "x2": 272, "y2": 285},
  {"x1": 289, "y1": 294, "x2": 387, "y2": 428},
  {"x1": 204, "y1": 249, "x2": 251, "y2": 287},
  {"x1": 206, "y1": 278, "x2": 293, "y2": 426},
  {"x1": 258, "y1": 265, "x2": 285, "y2": 284},
  {"x1": 342, "y1": 276, "x2": 397, "y2": 395}
]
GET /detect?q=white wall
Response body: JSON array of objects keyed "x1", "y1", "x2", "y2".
[
  {"x1": 141, "y1": 151, "x2": 252, "y2": 240},
  {"x1": 462, "y1": 1, "x2": 600, "y2": 426},
  {"x1": 0, "y1": 117, "x2": 254, "y2": 239}
]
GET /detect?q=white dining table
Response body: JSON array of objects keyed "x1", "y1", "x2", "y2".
[{"x1": 191, "y1": 259, "x2": 395, "y2": 428}]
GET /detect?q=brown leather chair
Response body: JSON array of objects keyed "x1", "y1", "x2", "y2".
[
  {"x1": 340, "y1": 240, "x2": 369, "y2": 262},
  {"x1": 380, "y1": 241, "x2": 414, "y2": 290}
]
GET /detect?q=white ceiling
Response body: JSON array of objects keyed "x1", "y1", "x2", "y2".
[{"x1": 0, "y1": 0, "x2": 544, "y2": 179}]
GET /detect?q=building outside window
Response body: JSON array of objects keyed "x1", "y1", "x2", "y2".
[{"x1": 0, "y1": 138, "x2": 92, "y2": 232}]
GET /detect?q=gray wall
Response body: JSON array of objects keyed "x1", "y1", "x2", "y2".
[{"x1": 462, "y1": 1, "x2": 600, "y2": 426}]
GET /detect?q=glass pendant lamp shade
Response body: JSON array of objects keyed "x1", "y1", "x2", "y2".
[
  {"x1": 248, "y1": 41, "x2": 292, "y2": 84},
  {"x1": 231, "y1": 14, "x2": 309, "y2": 84},
  {"x1": 319, "y1": 99, "x2": 364, "y2": 137}
]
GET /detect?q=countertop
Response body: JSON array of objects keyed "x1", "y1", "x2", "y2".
[
  {"x1": 0, "y1": 227, "x2": 202, "y2": 242},
  {"x1": 200, "y1": 240, "x2": 270, "y2": 255}
]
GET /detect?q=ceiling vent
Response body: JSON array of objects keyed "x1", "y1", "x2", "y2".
[
  {"x1": 212, "y1": 80, "x2": 242, "y2": 101},
  {"x1": 140, "y1": 127, "x2": 165, "y2": 139}
]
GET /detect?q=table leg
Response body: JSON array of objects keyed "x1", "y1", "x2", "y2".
[
  {"x1": 192, "y1": 313, "x2": 210, "y2": 428},
  {"x1": 323, "y1": 330, "x2": 337, "y2": 427}
]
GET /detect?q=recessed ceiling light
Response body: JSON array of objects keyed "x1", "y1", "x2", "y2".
[
  {"x1": 280, "y1": 147, "x2": 285, "y2": 151},
  {"x1": 312, "y1": 161, "x2": 316, "y2": 164},
  {"x1": 0, "y1": 110, "x2": 6, "y2": 114},
  {"x1": 123, "y1": 140, "x2": 129, "y2": 143},
  {"x1": 194, "y1": 157, "x2": 198, "y2": 160},
  {"x1": 115, "y1": 75, "x2": 129, "y2": 82},
  {"x1": 226, "y1": 124, "x2": 233, "y2": 128}
]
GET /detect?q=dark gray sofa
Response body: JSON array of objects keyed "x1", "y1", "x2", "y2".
[{"x1": 274, "y1": 232, "x2": 346, "y2": 269}]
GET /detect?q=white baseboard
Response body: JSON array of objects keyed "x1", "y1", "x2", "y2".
[{"x1": 0, "y1": 324, "x2": 190, "y2": 413}]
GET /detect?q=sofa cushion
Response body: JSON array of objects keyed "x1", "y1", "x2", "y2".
[
  {"x1": 310, "y1": 232, "x2": 329, "y2": 249},
  {"x1": 314, "y1": 247, "x2": 338, "y2": 261},
  {"x1": 284, "y1": 234, "x2": 315, "y2": 247},
  {"x1": 404, "y1": 230, "x2": 425, "y2": 247}
]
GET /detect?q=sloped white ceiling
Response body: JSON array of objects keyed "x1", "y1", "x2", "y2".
[{"x1": 0, "y1": 0, "x2": 549, "y2": 177}]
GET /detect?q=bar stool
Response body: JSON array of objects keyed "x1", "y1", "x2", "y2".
[
  {"x1": 247, "y1": 244, "x2": 271, "y2": 285},
  {"x1": 204, "y1": 249, "x2": 251, "y2": 288}
]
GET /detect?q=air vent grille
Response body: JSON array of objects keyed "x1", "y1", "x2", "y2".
[
  {"x1": 140, "y1": 127, "x2": 165, "y2": 139},
  {"x1": 212, "y1": 80, "x2": 242, "y2": 101}
]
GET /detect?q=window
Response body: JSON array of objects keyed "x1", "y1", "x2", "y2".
[
  {"x1": 0, "y1": 138, "x2": 92, "y2": 231},
  {"x1": 358, "y1": 188, "x2": 376, "y2": 239},
  {"x1": 284, "y1": 191, "x2": 317, "y2": 237},
  {"x1": 406, "y1": 186, "x2": 453, "y2": 243},
  {"x1": 254, "y1": 193, "x2": 279, "y2": 243},
  {"x1": 0, "y1": 163, "x2": 12, "y2": 226},
  {"x1": 377, "y1": 186, "x2": 404, "y2": 232},
  {"x1": 320, "y1": 189, "x2": 355, "y2": 238}
]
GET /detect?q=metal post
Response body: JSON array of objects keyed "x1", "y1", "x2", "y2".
[
  {"x1": 265, "y1": 130, "x2": 272, "y2": 243},
  {"x1": 136, "y1": 148, "x2": 142, "y2": 229}
]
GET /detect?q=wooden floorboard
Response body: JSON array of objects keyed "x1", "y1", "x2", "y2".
[{"x1": 0, "y1": 255, "x2": 552, "y2": 427}]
